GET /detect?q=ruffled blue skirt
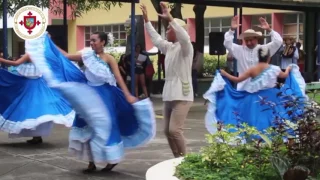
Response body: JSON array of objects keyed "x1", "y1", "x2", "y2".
[
  {"x1": 204, "y1": 70, "x2": 306, "y2": 135},
  {"x1": 0, "y1": 69, "x2": 75, "y2": 137},
  {"x1": 26, "y1": 32, "x2": 156, "y2": 164}
]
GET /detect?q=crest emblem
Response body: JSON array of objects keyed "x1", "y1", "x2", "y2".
[{"x1": 13, "y1": 6, "x2": 48, "y2": 40}]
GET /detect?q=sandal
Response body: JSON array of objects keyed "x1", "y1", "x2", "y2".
[{"x1": 101, "y1": 164, "x2": 118, "y2": 172}]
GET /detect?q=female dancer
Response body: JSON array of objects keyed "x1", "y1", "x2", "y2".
[
  {"x1": 25, "y1": 32, "x2": 156, "y2": 173},
  {"x1": 203, "y1": 46, "x2": 306, "y2": 134},
  {"x1": 0, "y1": 54, "x2": 75, "y2": 144}
]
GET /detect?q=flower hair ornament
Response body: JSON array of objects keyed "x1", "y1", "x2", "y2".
[
  {"x1": 107, "y1": 33, "x2": 114, "y2": 46},
  {"x1": 259, "y1": 46, "x2": 269, "y2": 59}
]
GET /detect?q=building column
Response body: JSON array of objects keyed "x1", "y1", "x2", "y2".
[
  {"x1": 304, "y1": 11, "x2": 317, "y2": 75},
  {"x1": 187, "y1": 18, "x2": 196, "y2": 43},
  {"x1": 272, "y1": 13, "x2": 284, "y2": 36},
  {"x1": 76, "y1": 26, "x2": 85, "y2": 51}
]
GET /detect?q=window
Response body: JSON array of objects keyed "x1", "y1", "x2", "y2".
[
  {"x1": 84, "y1": 24, "x2": 127, "y2": 47},
  {"x1": 204, "y1": 17, "x2": 231, "y2": 46},
  {"x1": 251, "y1": 14, "x2": 272, "y2": 44},
  {"x1": 283, "y1": 13, "x2": 304, "y2": 45}
]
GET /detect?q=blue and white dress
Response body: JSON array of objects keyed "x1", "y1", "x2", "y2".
[
  {"x1": 203, "y1": 64, "x2": 306, "y2": 134},
  {"x1": 0, "y1": 63, "x2": 75, "y2": 138},
  {"x1": 25, "y1": 32, "x2": 156, "y2": 164}
]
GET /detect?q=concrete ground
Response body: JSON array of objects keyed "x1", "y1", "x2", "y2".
[{"x1": 0, "y1": 98, "x2": 208, "y2": 180}]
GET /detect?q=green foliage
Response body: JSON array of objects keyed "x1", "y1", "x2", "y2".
[
  {"x1": 203, "y1": 54, "x2": 227, "y2": 74},
  {"x1": 0, "y1": 0, "x2": 121, "y2": 19},
  {"x1": 176, "y1": 123, "x2": 279, "y2": 180},
  {"x1": 176, "y1": 91, "x2": 320, "y2": 180}
]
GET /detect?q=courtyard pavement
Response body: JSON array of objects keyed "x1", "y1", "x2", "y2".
[{"x1": 0, "y1": 98, "x2": 208, "y2": 180}]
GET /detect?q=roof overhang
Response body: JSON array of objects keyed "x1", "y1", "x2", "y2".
[{"x1": 161, "y1": 0, "x2": 320, "y2": 11}]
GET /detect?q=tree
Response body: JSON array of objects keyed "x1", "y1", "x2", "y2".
[
  {"x1": 0, "y1": 0, "x2": 121, "y2": 18},
  {"x1": 193, "y1": 5, "x2": 206, "y2": 76}
]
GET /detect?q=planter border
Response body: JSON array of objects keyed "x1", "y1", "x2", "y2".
[{"x1": 146, "y1": 157, "x2": 184, "y2": 180}]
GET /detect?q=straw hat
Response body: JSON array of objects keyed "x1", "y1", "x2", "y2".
[{"x1": 238, "y1": 29, "x2": 263, "y2": 39}]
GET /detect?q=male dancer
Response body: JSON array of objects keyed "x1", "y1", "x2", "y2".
[
  {"x1": 141, "y1": 2, "x2": 193, "y2": 157},
  {"x1": 224, "y1": 16, "x2": 283, "y2": 90}
]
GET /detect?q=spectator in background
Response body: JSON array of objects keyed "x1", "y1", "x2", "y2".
[
  {"x1": 128, "y1": 44, "x2": 149, "y2": 98},
  {"x1": 296, "y1": 42, "x2": 305, "y2": 72},
  {"x1": 226, "y1": 53, "x2": 234, "y2": 75},
  {"x1": 118, "y1": 54, "x2": 128, "y2": 83}
]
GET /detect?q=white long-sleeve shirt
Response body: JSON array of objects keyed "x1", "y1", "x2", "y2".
[
  {"x1": 280, "y1": 45, "x2": 299, "y2": 69},
  {"x1": 145, "y1": 20, "x2": 194, "y2": 102},
  {"x1": 223, "y1": 29, "x2": 283, "y2": 90}
]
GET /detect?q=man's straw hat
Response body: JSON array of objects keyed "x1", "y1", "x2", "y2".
[{"x1": 238, "y1": 29, "x2": 263, "y2": 39}]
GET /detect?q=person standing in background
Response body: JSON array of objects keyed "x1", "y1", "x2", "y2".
[
  {"x1": 296, "y1": 42, "x2": 305, "y2": 72},
  {"x1": 280, "y1": 37, "x2": 299, "y2": 70}
]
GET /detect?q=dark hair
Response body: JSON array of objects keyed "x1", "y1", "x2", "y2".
[
  {"x1": 92, "y1": 32, "x2": 108, "y2": 46},
  {"x1": 258, "y1": 47, "x2": 270, "y2": 63},
  {"x1": 135, "y1": 43, "x2": 143, "y2": 53},
  {"x1": 296, "y1": 42, "x2": 301, "y2": 48},
  {"x1": 0, "y1": 48, "x2": 3, "y2": 53},
  {"x1": 119, "y1": 54, "x2": 126, "y2": 64}
]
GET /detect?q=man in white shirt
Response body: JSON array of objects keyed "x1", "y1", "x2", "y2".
[
  {"x1": 141, "y1": 2, "x2": 193, "y2": 157},
  {"x1": 224, "y1": 16, "x2": 283, "y2": 90}
]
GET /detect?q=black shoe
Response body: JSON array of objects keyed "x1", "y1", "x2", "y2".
[
  {"x1": 101, "y1": 164, "x2": 118, "y2": 172},
  {"x1": 82, "y1": 165, "x2": 97, "y2": 174},
  {"x1": 26, "y1": 137, "x2": 43, "y2": 144}
]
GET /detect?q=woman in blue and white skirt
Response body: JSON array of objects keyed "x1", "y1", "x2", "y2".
[
  {"x1": 0, "y1": 54, "x2": 75, "y2": 144},
  {"x1": 26, "y1": 31, "x2": 156, "y2": 173}
]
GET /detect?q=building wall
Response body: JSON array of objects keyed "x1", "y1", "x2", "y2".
[{"x1": 63, "y1": 1, "x2": 303, "y2": 54}]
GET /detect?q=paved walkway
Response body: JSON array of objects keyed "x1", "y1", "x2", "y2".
[{"x1": 0, "y1": 98, "x2": 208, "y2": 180}]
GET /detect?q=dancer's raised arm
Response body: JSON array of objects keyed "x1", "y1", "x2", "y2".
[
  {"x1": 141, "y1": 3, "x2": 171, "y2": 55},
  {"x1": 0, "y1": 54, "x2": 29, "y2": 66}
]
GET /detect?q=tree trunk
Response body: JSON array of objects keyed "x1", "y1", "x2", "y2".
[{"x1": 193, "y1": 5, "x2": 207, "y2": 76}]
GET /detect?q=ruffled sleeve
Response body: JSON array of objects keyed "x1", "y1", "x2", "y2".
[
  {"x1": 16, "y1": 63, "x2": 42, "y2": 78},
  {"x1": 81, "y1": 50, "x2": 117, "y2": 86},
  {"x1": 242, "y1": 65, "x2": 281, "y2": 93}
]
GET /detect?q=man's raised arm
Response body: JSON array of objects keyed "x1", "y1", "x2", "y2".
[
  {"x1": 263, "y1": 30, "x2": 283, "y2": 57},
  {"x1": 144, "y1": 22, "x2": 171, "y2": 55},
  {"x1": 141, "y1": 3, "x2": 170, "y2": 55}
]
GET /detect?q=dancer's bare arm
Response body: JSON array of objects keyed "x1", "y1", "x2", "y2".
[
  {"x1": 278, "y1": 66, "x2": 291, "y2": 79},
  {"x1": 107, "y1": 54, "x2": 137, "y2": 103},
  {"x1": 220, "y1": 69, "x2": 251, "y2": 83},
  {"x1": 55, "y1": 46, "x2": 82, "y2": 62},
  {"x1": 0, "y1": 54, "x2": 29, "y2": 66}
]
